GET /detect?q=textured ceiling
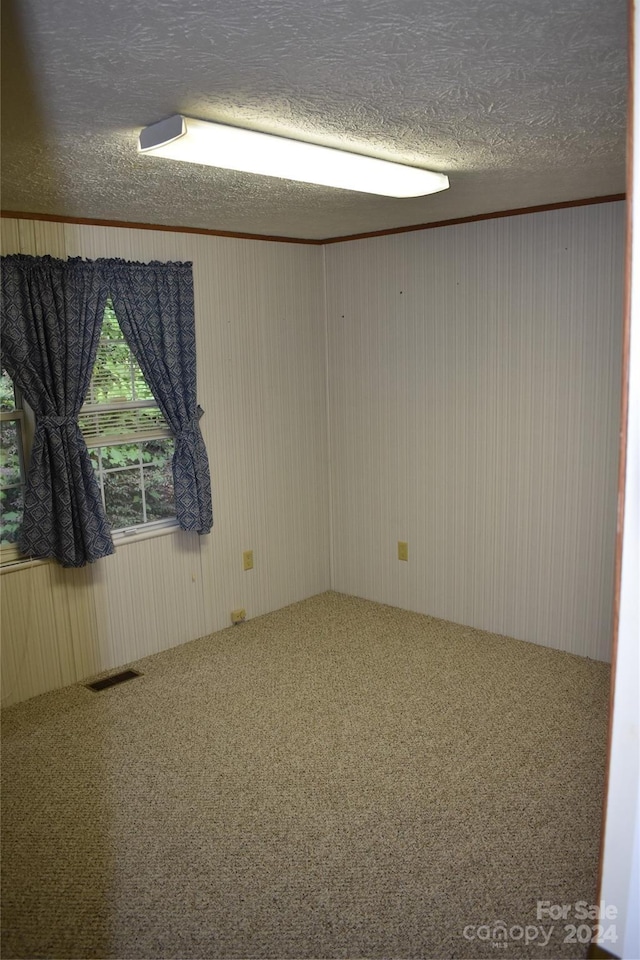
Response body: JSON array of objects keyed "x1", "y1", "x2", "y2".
[{"x1": 0, "y1": 0, "x2": 627, "y2": 240}]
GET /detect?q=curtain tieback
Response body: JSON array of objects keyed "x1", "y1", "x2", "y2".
[
  {"x1": 39, "y1": 414, "x2": 77, "y2": 428},
  {"x1": 176, "y1": 405, "x2": 204, "y2": 442}
]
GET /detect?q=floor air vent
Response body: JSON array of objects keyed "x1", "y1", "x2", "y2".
[{"x1": 86, "y1": 669, "x2": 142, "y2": 692}]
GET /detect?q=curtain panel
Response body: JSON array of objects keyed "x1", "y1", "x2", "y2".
[
  {"x1": 103, "y1": 259, "x2": 213, "y2": 535},
  {"x1": 1, "y1": 254, "x2": 213, "y2": 568},
  {"x1": 0, "y1": 255, "x2": 113, "y2": 566}
]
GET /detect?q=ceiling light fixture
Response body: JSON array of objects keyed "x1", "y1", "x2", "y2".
[{"x1": 138, "y1": 115, "x2": 449, "y2": 199}]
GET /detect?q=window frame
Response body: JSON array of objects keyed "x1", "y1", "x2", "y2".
[
  {"x1": 0, "y1": 301, "x2": 180, "y2": 566},
  {"x1": 87, "y1": 437, "x2": 177, "y2": 536},
  {"x1": 80, "y1": 299, "x2": 177, "y2": 537}
]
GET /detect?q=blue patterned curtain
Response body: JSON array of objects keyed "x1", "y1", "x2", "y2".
[
  {"x1": 103, "y1": 259, "x2": 213, "y2": 534},
  {"x1": 0, "y1": 255, "x2": 113, "y2": 566}
]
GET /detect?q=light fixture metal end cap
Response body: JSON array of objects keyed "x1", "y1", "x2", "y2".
[{"x1": 138, "y1": 115, "x2": 186, "y2": 153}]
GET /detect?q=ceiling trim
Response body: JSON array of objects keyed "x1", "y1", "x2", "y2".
[
  {"x1": 0, "y1": 194, "x2": 626, "y2": 246},
  {"x1": 323, "y1": 194, "x2": 626, "y2": 244},
  {"x1": 0, "y1": 211, "x2": 324, "y2": 245}
]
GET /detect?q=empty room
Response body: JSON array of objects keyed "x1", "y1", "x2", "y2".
[{"x1": 1, "y1": 1, "x2": 638, "y2": 959}]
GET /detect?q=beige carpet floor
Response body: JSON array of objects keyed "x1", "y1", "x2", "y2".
[{"x1": 1, "y1": 591, "x2": 610, "y2": 960}]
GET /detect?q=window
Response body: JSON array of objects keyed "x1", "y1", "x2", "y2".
[
  {"x1": 79, "y1": 299, "x2": 176, "y2": 533},
  {"x1": 0, "y1": 300, "x2": 176, "y2": 560},
  {"x1": 0, "y1": 369, "x2": 27, "y2": 558}
]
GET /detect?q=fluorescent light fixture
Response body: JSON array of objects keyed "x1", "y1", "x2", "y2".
[{"x1": 138, "y1": 115, "x2": 449, "y2": 199}]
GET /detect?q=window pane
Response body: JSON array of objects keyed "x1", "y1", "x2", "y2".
[
  {"x1": 0, "y1": 416, "x2": 25, "y2": 544},
  {"x1": 91, "y1": 341, "x2": 135, "y2": 403},
  {"x1": 0, "y1": 368, "x2": 17, "y2": 412},
  {"x1": 82, "y1": 304, "x2": 174, "y2": 533},
  {"x1": 133, "y1": 368, "x2": 154, "y2": 402},
  {"x1": 0, "y1": 484, "x2": 23, "y2": 544},
  {"x1": 143, "y1": 438, "x2": 175, "y2": 522},
  {"x1": 0, "y1": 420, "x2": 23, "y2": 486},
  {"x1": 101, "y1": 443, "x2": 141, "y2": 470},
  {"x1": 101, "y1": 300, "x2": 121, "y2": 339},
  {"x1": 104, "y1": 469, "x2": 144, "y2": 529},
  {"x1": 90, "y1": 303, "x2": 154, "y2": 405},
  {"x1": 141, "y1": 437, "x2": 174, "y2": 465}
]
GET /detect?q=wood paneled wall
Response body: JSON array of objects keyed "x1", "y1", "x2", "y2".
[
  {"x1": 326, "y1": 203, "x2": 624, "y2": 660},
  {"x1": 1, "y1": 203, "x2": 624, "y2": 705},
  {"x1": 0, "y1": 219, "x2": 331, "y2": 706}
]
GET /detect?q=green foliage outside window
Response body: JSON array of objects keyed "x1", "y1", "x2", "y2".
[
  {"x1": 0, "y1": 370, "x2": 23, "y2": 545},
  {"x1": 0, "y1": 369, "x2": 17, "y2": 411},
  {"x1": 87, "y1": 300, "x2": 154, "y2": 405},
  {"x1": 90, "y1": 438, "x2": 175, "y2": 530},
  {"x1": 85, "y1": 301, "x2": 175, "y2": 531}
]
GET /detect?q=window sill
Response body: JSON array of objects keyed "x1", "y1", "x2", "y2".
[
  {"x1": 0, "y1": 521, "x2": 180, "y2": 572},
  {"x1": 0, "y1": 555, "x2": 50, "y2": 574},
  {"x1": 112, "y1": 521, "x2": 179, "y2": 548}
]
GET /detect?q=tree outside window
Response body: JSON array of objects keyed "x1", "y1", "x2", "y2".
[{"x1": 0, "y1": 368, "x2": 26, "y2": 549}]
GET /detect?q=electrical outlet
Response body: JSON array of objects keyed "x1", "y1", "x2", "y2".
[
  {"x1": 243, "y1": 549, "x2": 254, "y2": 571},
  {"x1": 231, "y1": 608, "x2": 246, "y2": 624},
  {"x1": 398, "y1": 540, "x2": 409, "y2": 561}
]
